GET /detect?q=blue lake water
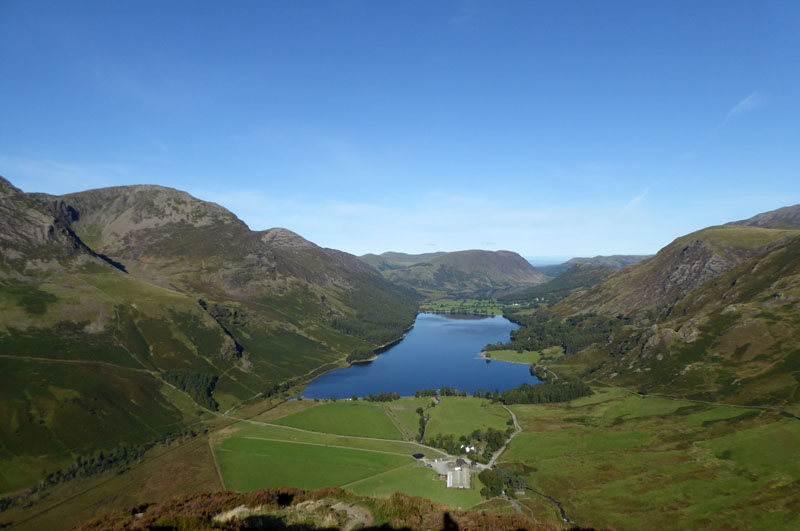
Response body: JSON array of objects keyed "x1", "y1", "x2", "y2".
[{"x1": 301, "y1": 313, "x2": 539, "y2": 399}]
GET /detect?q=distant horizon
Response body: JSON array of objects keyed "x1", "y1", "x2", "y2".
[
  {"x1": 3, "y1": 173, "x2": 788, "y2": 262},
  {"x1": 2, "y1": 1, "x2": 798, "y2": 258}
]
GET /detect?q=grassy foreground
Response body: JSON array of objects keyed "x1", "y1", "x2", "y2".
[
  {"x1": 209, "y1": 402, "x2": 485, "y2": 509},
  {"x1": 501, "y1": 386, "x2": 800, "y2": 530}
]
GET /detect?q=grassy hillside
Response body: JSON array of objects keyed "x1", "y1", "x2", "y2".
[
  {"x1": 561, "y1": 233, "x2": 800, "y2": 408},
  {"x1": 554, "y1": 225, "x2": 799, "y2": 318},
  {"x1": 501, "y1": 386, "x2": 800, "y2": 530},
  {"x1": 496, "y1": 223, "x2": 800, "y2": 409}
]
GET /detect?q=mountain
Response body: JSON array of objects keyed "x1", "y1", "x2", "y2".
[
  {"x1": 505, "y1": 220, "x2": 800, "y2": 408},
  {"x1": 726, "y1": 204, "x2": 800, "y2": 230},
  {"x1": 537, "y1": 254, "x2": 650, "y2": 277},
  {"x1": 380, "y1": 250, "x2": 548, "y2": 298},
  {"x1": 554, "y1": 225, "x2": 797, "y2": 317},
  {"x1": 0, "y1": 177, "x2": 419, "y2": 494},
  {"x1": 501, "y1": 263, "x2": 616, "y2": 304},
  {"x1": 359, "y1": 251, "x2": 446, "y2": 271}
]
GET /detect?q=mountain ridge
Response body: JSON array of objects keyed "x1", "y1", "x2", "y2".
[
  {"x1": 537, "y1": 254, "x2": 651, "y2": 277},
  {"x1": 726, "y1": 204, "x2": 800, "y2": 230},
  {"x1": 378, "y1": 249, "x2": 548, "y2": 298}
]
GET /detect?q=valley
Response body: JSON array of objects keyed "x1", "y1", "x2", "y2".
[{"x1": 2, "y1": 176, "x2": 799, "y2": 530}]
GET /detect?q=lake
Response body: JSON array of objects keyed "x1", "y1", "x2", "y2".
[{"x1": 301, "y1": 313, "x2": 539, "y2": 399}]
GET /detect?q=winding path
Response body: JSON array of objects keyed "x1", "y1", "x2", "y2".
[{"x1": 486, "y1": 404, "x2": 521, "y2": 468}]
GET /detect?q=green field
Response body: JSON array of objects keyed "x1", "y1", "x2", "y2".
[
  {"x1": 483, "y1": 349, "x2": 541, "y2": 364},
  {"x1": 420, "y1": 299, "x2": 505, "y2": 316},
  {"x1": 424, "y1": 397, "x2": 511, "y2": 440},
  {"x1": 346, "y1": 464, "x2": 485, "y2": 509},
  {"x1": 273, "y1": 401, "x2": 403, "y2": 440},
  {"x1": 212, "y1": 418, "x2": 461, "y2": 501},
  {"x1": 220, "y1": 421, "x2": 442, "y2": 457},
  {"x1": 484, "y1": 346, "x2": 564, "y2": 366},
  {"x1": 216, "y1": 437, "x2": 411, "y2": 492},
  {"x1": 385, "y1": 397, "x2": 436, "y2": 437},
  {"x1": 501, "y1": 386, "x2": 800, "y2": 530}
]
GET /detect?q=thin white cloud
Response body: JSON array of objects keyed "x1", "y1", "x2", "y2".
[
  {"x1": 720, "y1": 91, "x2": 766, "y2": 127},
  {"x1": 626, "y1": 186, "x2": 651, "y2": 210}
]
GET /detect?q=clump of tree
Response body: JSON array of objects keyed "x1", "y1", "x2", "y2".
[
  {"x1": 501, "y1": 379, "x2": 592, "y2": 405},
  {"x1": 478, "y1": 468, "x2": 528, "y2": 498},
  {"x1": 426, "y1": 427, "x2": 510, "y2": 458},
  {"x1": 414, "y1": 388, "x2": 439, "y2": 398},
  {"x1": 346, "y1": 349, "x2": 375, "y2": 363},
  {"x1": 362, "y1": 391, "x2": 400, "y2": 402},
  {"x1": 264, "y1": 378, "x2": 298, "y2": 398},
  {"x1": 163, "y1": 371, "x2": 219, "y2": 411},
  {"x1": 472, "y1": 388, "x2": 501, "y2": 401}
]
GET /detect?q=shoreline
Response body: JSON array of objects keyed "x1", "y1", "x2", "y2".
[{"x1": 295, "y1": 316, "x2": 419, "y2": 397}]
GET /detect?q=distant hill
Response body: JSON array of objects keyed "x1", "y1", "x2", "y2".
[
  {"x1": 359, "y1": 251, "x2": 446, "y2": 271},
  {"x1": 0, "y1": 176, "x2": 419, "y2": 493},
  {"x1": 537, "y1": 254, "x2": 650, "y2": 277},
  {"x1": 380, "y1": 249, "x2": 548, "y2": 298},
  {"x1": 726, "y1": 204, "x2": 800, "y2": 230},
  {"x1": 501, "y1": 263, "x2": 616, "y2": 304}
]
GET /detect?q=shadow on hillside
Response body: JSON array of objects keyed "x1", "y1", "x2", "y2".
[{"x1": 241, "y1": 512, "x2": 462, "y2": 530}]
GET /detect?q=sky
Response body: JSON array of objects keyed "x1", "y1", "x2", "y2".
[{"x1": 2, "y1": 1, "x2": 799, "y2": 261}]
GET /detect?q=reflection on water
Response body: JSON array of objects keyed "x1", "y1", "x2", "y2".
[{"x1": 301, "y1": 313, "x2": 539, "y2": 399}]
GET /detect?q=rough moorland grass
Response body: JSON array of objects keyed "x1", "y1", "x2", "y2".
[
  {"x1": 424, "y1": 397, "x2": 511, "y2": 440},
  {"x1": 346, "y1": 464, "x2": 485, "y2": 509},
  {"x1": 501, "y1": 387, "x2": 800, "y2": 530},
  {"x1": 2, "y1": 433, "x2": 225, "y2": 531},
  {"x1": 0, "y1": 357, "x2": 191, "y2": 492},
  {"x1": 215, "y1": 437, "x2": 410, "y2": 492},
  {"x1": 273, "y1": 401, "x2": 402, "y2": 440}
]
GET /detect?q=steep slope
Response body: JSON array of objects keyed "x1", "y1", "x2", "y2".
[
  {"x1": 569, "y1": 233, "x2": 800, "y2": 406},
  {"x1": 554, "y1": 225, "x2": 798, "y2": 318},
  {"x1": 1, "y1": 178, "x2": 419, "y2": 494},
  {"x1": 498, "y1": 221, "x2": 800, "y2": 408},
  {"x1": 32, "y1": 185, "x2": 419, "y2": 346},
  {"x1": 727, "y1": 204, "x2": 800, "y2": 229},
  {"x1": 383, "y1": 250, "x2": 548, "y2": 297},
  {"x1": 538, "y1": 254, "x2": 650, "y2": 277}
]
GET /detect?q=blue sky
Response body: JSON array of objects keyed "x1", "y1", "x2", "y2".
[{"x1": 2, "y1": 1, "x2": 799, "y2": 261}]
